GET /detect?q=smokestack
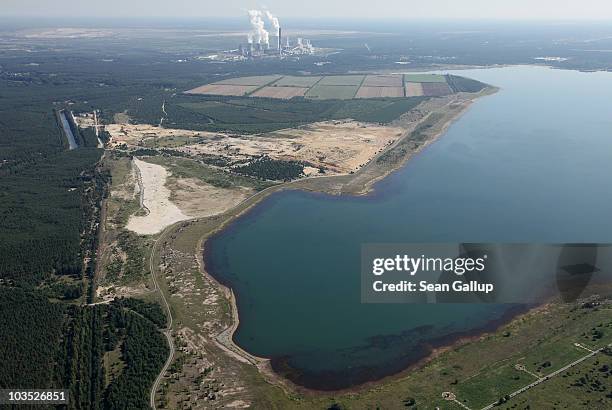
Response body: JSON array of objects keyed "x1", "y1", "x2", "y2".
[{"x1": 278, "y1": 27, "x2": 282, "y2": 56}]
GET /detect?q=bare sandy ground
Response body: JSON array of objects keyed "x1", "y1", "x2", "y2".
[
  {"x1": 126, "y1": 158, "x2": 190, "y2": 235},
  {"x1": 168, "y1": 177, "x2": 253, "y2": 218},
  {"x1": 105, "y1": 123, "x2": 216, "y2": 148},
  {"x1": 108, "y1": 121, "x2": 403, "y2": 175},
  {"x1": 180, "y1": 120, "x2": 403, "y2": 174},
  {"x1": 124, "y1": 158, "x2": 254, "y2": 235},
  {"x1": 74, "y1": 112, "x2": 96, "y2": 128}
]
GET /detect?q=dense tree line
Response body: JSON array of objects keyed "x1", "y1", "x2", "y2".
[
  {"x1": 447, "y1": 75, "x2": 488, "y2": 93},
  {"x1": 164, "y1": 94, "x2": 427, "y2": 134},
  {"x1": 0, "y1": 62, "x2": 167, "y2": 409},
  {"x1": 234, "y1": 156, "x2": 305, "y2": 181},
  {"x1": 80, "y1": 127, "x2": 102, "y2": 148},
  {"x1": 0, "y1": 288, "x2": 66, "y2": 389},
  {"x1": 0, "y1": 140, "x2": 102, "y2": 284},
  {"x1": 51, "y1": 300, "x2": 168, "y2": 410},
  {"x1": 111, "y1": 298, "x2": 167, "y2": 329},
  {"x1": 103, "y1": 307, "x2": 168, "y2": 409},
  {"x1": 41, "y1": 281, "x2": 84, "y2": 301},
  {"x1": 57, "y1": 305, "x2": 105, "y2": 409}
]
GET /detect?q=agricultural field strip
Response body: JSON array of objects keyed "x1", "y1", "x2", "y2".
[
  {"x1": 185, "y1": 84, "x2": 260, "y2": 96},
  {"x1": 251, "y1": 86, "x2": 309, "y2": 99},
  {"x1": 215, "y1": 75, "x2": 283, "y2": 86},
  {"x1": 404, "y1": 73, "x2": 448, "y2": 83},
  {"x1": 305, "y1": 83, "x2": 362, "y2": 100},
  {"x1": 271, "y1": 75, "x2": 323, "y2": 87},
  {"x1": 355, "y1": 86, "x2": 405, "y2": 98},
  {"x1": 405, "y1": 82, "x2": 425, "y2": 97},
  {"x1": 362, "y1": 74, "x2": 404, "y2": 87},
  {"x1": 186, "y1": 74, "x2": 450, "y2": 99}
]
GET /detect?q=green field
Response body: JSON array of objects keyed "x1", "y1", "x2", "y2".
[
  {"x1": 273, "y1": 76, "x2": 323, "y2": 87},
  {"x1": 404, "y1": 74, "x2": 448, "y2": 83},
  {"x1": 504, "y1": 355, "x2": 612, "y2": 409},
  {"x1": 444, "y1": 303, "x2": 612, "y2": 409},
  {"x1": 521, "y1": 339, "x2": 588, "y2": 374},
  {"x1": 305, "y1": 84, "x2": 361, "y2": 100},
  {"x1": 317, "y1": 75, "x2": 365, "y2": 86},
  {"x1": 455, "y1": 363, "x2": 531, "y2": 408},
  {"x1": 216, "y1": 75, "x2": 282, "y2": 86}
]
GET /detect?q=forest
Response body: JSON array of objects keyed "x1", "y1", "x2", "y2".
[
  {"x1": 0, "y1": 289, "x2": 167, "y2": 409},
  {"x1": 0, "y1": 38, "x2": 177, "y2": 406},
  {"x1": 233, "y1": 156, "x2": 306, "y2": 181},
  {"x1": 165, "y1": 95, "x2": 428, "y2": 134}
]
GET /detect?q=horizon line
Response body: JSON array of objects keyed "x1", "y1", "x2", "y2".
[{"x1": 2, "y1": 15, "x2": 612, "y2": 22}]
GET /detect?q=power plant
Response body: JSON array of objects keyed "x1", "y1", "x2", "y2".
[
  {"x1": 238, "y1": 10, "x2": 315, "y2": 59},
  {"x1": 201, "y1": 10, "x2": 318, "y2": 62}
]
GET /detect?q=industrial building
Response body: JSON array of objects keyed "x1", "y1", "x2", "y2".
[{"x1": 238, "y1": 10, "x2": 315, "y2": 59}]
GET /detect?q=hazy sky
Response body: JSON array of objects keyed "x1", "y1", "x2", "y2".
[{"x1": 4, "y1": 0, "x2": 612, "y2": 20}]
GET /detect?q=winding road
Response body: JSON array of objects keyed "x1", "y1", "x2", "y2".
[{"x1": 148, "y1": 199, "x2": 175, "y2": 410}]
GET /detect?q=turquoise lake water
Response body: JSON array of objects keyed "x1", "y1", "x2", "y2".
[{"x1": 205, "y1": 66, "x2": 612, "y2": 389}]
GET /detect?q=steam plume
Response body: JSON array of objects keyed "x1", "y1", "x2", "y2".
[
  {"x1": 264, "y1": 11, "x2": 281, "y2": 36},
  {"x1": 247, "y1": 10, "x2": 269, "y2": 45}
]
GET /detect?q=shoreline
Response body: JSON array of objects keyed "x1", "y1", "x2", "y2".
[
  {"x1": 196, "y1": 86, "x2": 504, "y2": 394},
  {"x1": 268, "y1": 304, "x2": 534, "y2": 394}
]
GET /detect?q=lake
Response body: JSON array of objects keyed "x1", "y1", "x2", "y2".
[{"x1": 205, "y1": 66, "x2": 612, "y2": 390}]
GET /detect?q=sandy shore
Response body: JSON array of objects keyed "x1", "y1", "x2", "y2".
[{"x1": 126, "y1": 158, "x2": 190, "y2": 235}]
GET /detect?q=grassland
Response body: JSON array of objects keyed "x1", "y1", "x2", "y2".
[{"x1": 505, "y1": 354, "x2": 612, "y2": 409}]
